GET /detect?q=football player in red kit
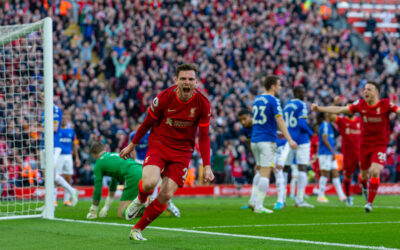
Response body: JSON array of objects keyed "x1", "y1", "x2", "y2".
[
  {"x1": 312, "y1": 81, "x2": 400, "y2": 212},
  {"x1": 120, "y1": 64, "x2": 214, "y2": 240},
  {"x1": 330, "y1": 97, "x2": 361, "y2": 206}
]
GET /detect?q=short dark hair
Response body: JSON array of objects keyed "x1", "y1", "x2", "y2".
[
  {"x1": 317, "y1": 112, "x2": 326, "y2": 125},
  {"x1": 238, "y1": 108, "x2": 252, "y2": 117},
  {"x1": 90, "y1": 141, "x2": 105, "y2": 155},
  {"x1": 293, "y1": 86, "x2": 305, "y2": 98},
  {"x1": 264, "y1": 75, "x2": 280, "y2": 90},
  {"x1": 176, "y1": 63, "x2": 198, "y2": 78},
  {"x1": 366, "y1": 81, "x2": 380, "y2": 92}
]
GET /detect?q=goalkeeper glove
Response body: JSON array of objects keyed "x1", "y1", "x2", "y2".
[
  {"x1": 99, "y1": 196, "x2": 113, "y2": 218},
  {"x1": 86, "y1": 204, "x2": 98, "y2": 219}
]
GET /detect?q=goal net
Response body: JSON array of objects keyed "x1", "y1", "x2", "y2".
[{"x1": 0, "y1": 18, "x2": 54, "y2": 219}]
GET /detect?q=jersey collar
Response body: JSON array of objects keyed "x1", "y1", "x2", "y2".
[{"x1": 174, "y1": 88, "x2": 197, "y2": 104}]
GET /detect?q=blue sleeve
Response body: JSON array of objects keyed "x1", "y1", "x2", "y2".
[
  {"x1": 273, "y1": 98, "x2": 283, "y2": 117},
  {"x1": 322, "y1": 123, "x2": 328, "y2": 136},
  {"x1": 299, "y1": 102, "x2": 308, "y2": 118},
  {"x1": 299, "y1": 118, "x2": 313, "y2": 137}
]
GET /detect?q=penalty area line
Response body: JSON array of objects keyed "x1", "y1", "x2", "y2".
[
  {"x1": 53, "y1": 218, "x2": 398, "y2": 250},
  {"x1": 191, "y1": 221, "x2": 400, "y2": 229}
]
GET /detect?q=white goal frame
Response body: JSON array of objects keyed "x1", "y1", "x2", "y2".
[{"x1": 0, "y1": 17, "x2": 54, "y2": 220}]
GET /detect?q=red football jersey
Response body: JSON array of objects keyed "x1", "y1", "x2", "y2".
[
  {"x1": 148, "y1": 86, "x2": 211, "y2": 152},
  {"x1": 335, "y1": 116, "x2": 361, "y2": 157},
  {"x1": 349, "y1": 99, "x2": 398, "y2": 147}
]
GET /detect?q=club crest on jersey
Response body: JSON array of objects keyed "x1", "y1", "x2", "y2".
[{"x1": 189, "y1": 107, "x2": 196, "y2": 118}]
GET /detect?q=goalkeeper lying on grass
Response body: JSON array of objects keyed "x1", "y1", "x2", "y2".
[{"x1": 87, "y1": 142, "x2": 142, "y2": 219}]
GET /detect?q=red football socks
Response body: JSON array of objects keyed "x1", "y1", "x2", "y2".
[
  {"x1": 367, "y1": 177, "x2": 380, "y2": 204},
  {"x1": 138, "y1": 180, "x2": 154, "y2": 203},
  {"x1": 343, "y1": 177, "x2": 351, "y2": 197},
  {"x1": 358, "y1": 174, "x2": 368, "y2": 189},
  {"x1": 133, "y1": 198, "x2": 167, "y2": 231}
]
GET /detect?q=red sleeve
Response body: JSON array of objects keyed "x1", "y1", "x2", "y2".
[
  {"x1": 198, "y1": 125, "x2": 210, "y2": 166},
  {"x1": 349, "y1": 99, "x2": 362, "y2": 114},
  {"x1": 199, "y1": 98, "x2": 211, "y2": 127},
  {"x1": 149, "y1": 89, "x2": 169, "y2": 119},
  {"x1": 388, "y1": 100, "x2": 399, "y2": 113},
  {"x1": 132, "y1": 109, "x2": 156, "y2": 144}
]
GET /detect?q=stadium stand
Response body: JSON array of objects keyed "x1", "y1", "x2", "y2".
[{"x1": 1, "y1": 0, "x2": 399, "y2": 187}]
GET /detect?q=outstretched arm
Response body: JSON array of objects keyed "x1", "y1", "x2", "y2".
[
  {"x1": 120, "y1": 111, "x2": 156, "y2": 160},
  {"x1": 311, "y1": 104, "x2": 351, "y2": 114}
]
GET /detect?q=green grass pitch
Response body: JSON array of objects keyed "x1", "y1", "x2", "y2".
[{"x1": 1, "y1": 195, "x2": 399, "y2": 249}]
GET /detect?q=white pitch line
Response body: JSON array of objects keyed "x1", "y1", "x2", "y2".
[
  {"x1": 320, "y1": 205, "x2": 400, "y2": 210},
  {"x1": 190, "y1": 221, "x2": 400, "y2": 229},
  {"x1": 53, "y1": 218, "x2": 399, "y2": 250}
]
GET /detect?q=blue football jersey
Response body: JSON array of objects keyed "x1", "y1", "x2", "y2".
[
  {"x1": 59, "y1": 128, "x2": 75, "y2": 154},
  {"x1": 241, "y1": 127, "x2": 252, "y2": 141},
  {"x1": 41, "y1": 105, "x2": 63, "y2": 149},
  {"x1": 276, "y1": 137, "x2": 287, "y2": 147},
  {"x1": 283, "y1": 99, "x2": 312, "y2": 145},
  {"x1": 318, "y1": 121, "x2": 335, "y2": 155},
  {"x1": 129, "y1": 131, "x2": 150, "y2": 161},
  {"x1": 251, "y1": 94, "x2": 283, "y2": 143}
]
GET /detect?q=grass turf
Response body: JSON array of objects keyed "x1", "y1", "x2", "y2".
[{"x1": 1, "y1": 195, "x2": 400, "y2": 249}]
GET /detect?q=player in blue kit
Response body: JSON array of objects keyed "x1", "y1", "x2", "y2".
[
  {"x1": 238, "y1": 109, "x2": 259, "y2": 210},
  {"x1": 129, "y1": 125, "x2": 180, "y2": 217},
  {"x1": 251, "y1": 75, "x2": 297, "y2": 214},
  {"x1": 280, "y1": 86, "x2": 314, "y2": 208},
  {"x1": 316, "y1": 113, "x2": 346, "y2": 203},
  {"x1": 38, "y1": 101, "x2": 77, "y2": 210},
  {"x1": 57, "y1": 112, "x2": 80, "y2": 206}
]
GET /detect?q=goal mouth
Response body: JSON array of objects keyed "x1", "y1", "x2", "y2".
[{"x1": 0, "y1": 18, "x2": 54, "y2": 220}]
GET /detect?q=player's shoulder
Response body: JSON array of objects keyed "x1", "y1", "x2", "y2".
[
  {"x1": 265, "y1": 94, "x2": 280, "y2": 105},
  {"x1": 352, "y1": 99, "x2": 365, "y2": 106},
  {"x1": 380, "y1": 98, "x2": 391, "y2": 106},
  {"x1": 194, "y1": 88, "x2": 210, "y2": 103}
]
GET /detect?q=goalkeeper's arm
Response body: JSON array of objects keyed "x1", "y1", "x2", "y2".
[
  {"x1": 99, "y1": 191, "x2": 115, "y2": 218},
  {"x1": 99, "y1": 178, "x2": 117, "y2": 217}
]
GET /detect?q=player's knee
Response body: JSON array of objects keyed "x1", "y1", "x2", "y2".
[
  {"x1": 142, "y1": 180, "x2": 157, "y2": 191},
  {"x1": 157, "y1": 191, "x2": 173, "y2": 204},
  {"x1": 369, "y1": 168, "x2": 380, "y2": 178}
]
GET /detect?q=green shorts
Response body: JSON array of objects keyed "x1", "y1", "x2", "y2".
[{"x1": 120, "y1": 167, "x2": 142, "y2": 201}]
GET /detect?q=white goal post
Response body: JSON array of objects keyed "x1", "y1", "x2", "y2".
[{"x1": 0, "y1": 17, "x2": 54, "y2": 220}]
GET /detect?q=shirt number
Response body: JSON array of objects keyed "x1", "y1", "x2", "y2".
[
  {"x1": 377, "y1": 152, "x2": 386, "y2": 163},
  {"x1": 284, "y1": 111, "x2": 297, "y2": 128},
  {"x1": 253, "y1": 106, "x2": 267, "y2": 125}
]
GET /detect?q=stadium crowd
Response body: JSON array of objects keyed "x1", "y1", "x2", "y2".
[{"x1": 1, "y1": 0, "x2": 400, "y2": 190}]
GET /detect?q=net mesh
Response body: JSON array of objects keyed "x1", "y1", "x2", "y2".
[{"x1": 0, "y1": 22, "x2": 46, "y2": 217}]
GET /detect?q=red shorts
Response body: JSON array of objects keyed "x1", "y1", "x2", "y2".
[
  {"x1": 342, "y1": 153, "x2": 359, "y2": 176},
  {"x1": 360, "y1": 145, "x2": 387, "y2": 171},
  {"x1": 143, "y1": 142, "x2": 192, "y2": 187}
]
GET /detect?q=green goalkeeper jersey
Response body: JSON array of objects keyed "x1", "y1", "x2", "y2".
[{"x1": 93, "y1": 152, "x2": 142, "y2": 202}]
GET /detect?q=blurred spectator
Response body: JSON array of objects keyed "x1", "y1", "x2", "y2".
[
  {"x1": 365, "y1": 13, "x2": 377, "y2": 33},
  {"x1": 1, "y1": 0, "x2": 399, "y2": 185}
]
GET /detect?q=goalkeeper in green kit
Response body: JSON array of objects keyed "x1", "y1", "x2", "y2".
[{"x1": 86, "y1": 142, "x2": 142, "y2": 219}]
